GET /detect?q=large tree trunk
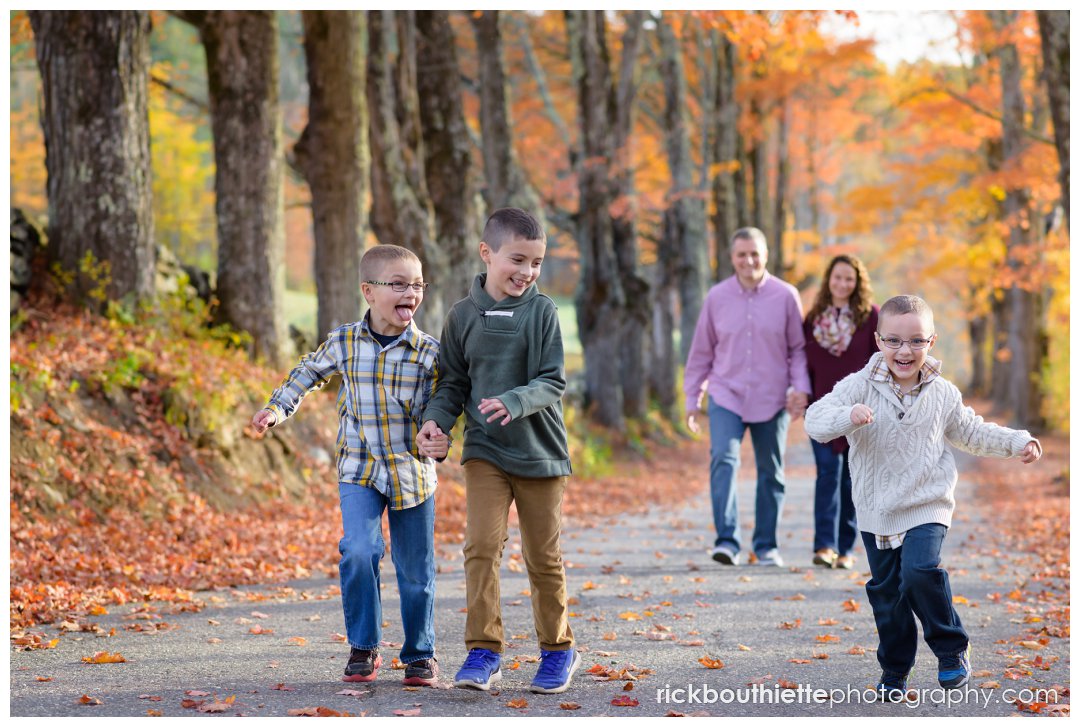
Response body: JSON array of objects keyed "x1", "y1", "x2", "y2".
[
  {"x1": 990, "y1": 10, "x2": 1044, "y2": 430},
  {"x1": 177, "y1": 10, "x2": 287, "y2": 365},
  {"x1": 415, "y1": 10, "x2": 479, "y2": 314},
  {"x1": 294, "y1": 11, "x2": 368, "y2": 341},
  {"x1": 611, "y1": 12, "x2": 648, "y2": 420},
  {"x1": 659, "y1": 13, "x2": 708, "y2": 376},
  {"x1": 748, "y1": 96, "x2": 770, "y2": 244},
  {"x1": 566, "y1": 10, "x2": 626, "y2": 429},
  {"x1": 29, "y1": 11, "x2": 155, "y2": 305},
  {"x1": 1036, "y1": 10, "x2": 1069, "y2": 228},
  {"x1": 711, "y1": 28, "x2": 738, "y2": 283},
  {"x1": 366, "y1": 10, "x2": 440, "y2": 331},
  {"x1": 772, "y1": 98, "x2": 791, "y2": 277},
  {"x1": 468, "y1": 11, "x2": 544, "y2": 218}
]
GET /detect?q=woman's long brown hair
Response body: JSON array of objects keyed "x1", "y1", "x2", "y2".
[{"x1": 804, "y1": 254, "x2": 874, "y2": 329}]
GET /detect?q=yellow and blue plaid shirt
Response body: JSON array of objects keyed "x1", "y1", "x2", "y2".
[
  {"x1": 868, "y1": 354, "x2": 942, "y2": 549},
  {"x1": 264, "y1": 315, "x2": 440, "y2": 510}
]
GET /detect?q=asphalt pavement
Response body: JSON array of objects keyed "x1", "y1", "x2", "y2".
[{"x1": 10, "y1": 436, "x2": 1069, "y2": 718}]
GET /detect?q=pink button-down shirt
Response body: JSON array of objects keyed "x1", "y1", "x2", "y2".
[{"x1": 684, "y1": 272, "x2": 811, "y2": 423}]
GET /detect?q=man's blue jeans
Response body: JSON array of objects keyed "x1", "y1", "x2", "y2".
[
  {"x1": 861, "y1": 524, "x2": 968, "y2": 675},
  {"x1": 810, "y1": 439, "x2": 858, "y2": 556},
  {"x1": 338, "y1": 483, "x2": 436, "y2": 664},
  {"x1": 707, "y1": 401, "x2": 789, "y2": 556}
]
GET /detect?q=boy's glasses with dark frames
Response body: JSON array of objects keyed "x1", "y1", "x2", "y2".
[
  {"x1": 365, "y1": 281, "x2": 429, "y2": 293},
  {"x1": 876, "y1": 333, "x2": 935, "y2": 350}
]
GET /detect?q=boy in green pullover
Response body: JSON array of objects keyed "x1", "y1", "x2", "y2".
[{"x1": 418, "y1": 207, "x2": 578, "y2": 694}]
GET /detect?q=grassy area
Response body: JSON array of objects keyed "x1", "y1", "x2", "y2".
[{"x1": 284, "y1": 289, "x2": 585, "y2": 373}]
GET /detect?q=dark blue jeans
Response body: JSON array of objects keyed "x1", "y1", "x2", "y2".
[
  {"x1": 707, "y1": 401, "x2": 789, "y2": 556},
  {"x1": 810, "y1": 439, "x2": 857, "y2": 555},
  {"x1": 861, "y1": 524, "x2": 968, "y2": 675}
]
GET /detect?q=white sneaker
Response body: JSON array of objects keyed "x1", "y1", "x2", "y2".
[
  {"x1": 754, "y1": 549, "x2": 784, "y2": 567},
  {"x1": 710, "y1": 546, "x2": 740, "y2": 566}
]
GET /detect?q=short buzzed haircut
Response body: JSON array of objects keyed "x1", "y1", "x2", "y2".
[
  {"x1": 879, "y1": 295, "x2": 935, "y2": 331},
  {"x1": 481, "y1": 207, "x2": 545, "y2": 251},
  {"x1": 731, "y1": 226, "x2": 768, "y2": 250},
  {"x1": 360, "y1": 244, "x2": 421, "y2": 282}
]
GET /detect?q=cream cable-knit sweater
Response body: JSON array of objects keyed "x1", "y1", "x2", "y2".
[{"x1": 804, "y1": 353, "x2": 1035, "y2": 536}]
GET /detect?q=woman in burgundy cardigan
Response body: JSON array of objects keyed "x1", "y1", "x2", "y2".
[{"x1": 803, "y1": 255, "x2": 878, "y2": 570}]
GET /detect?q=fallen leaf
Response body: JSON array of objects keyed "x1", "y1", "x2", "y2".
[
  {"x1": 979, "y1": 681, "x2": 1001, "y2": 689},
  {"x1": 815, "y1": 634, "x2": 840, "y2": 643},
  {"x1": 619, "y1": 611, "x2": 642, "y2": 621},
  {"x1": 1018, "y1": 640, "x2": 1046, "y2": 650},
  {"x1": 506, "y1": 698, "x2": 529, "y2": 709},
  {"x1": 35, "y1": 676, "x2": 53, "y2": 682},
  {"x1": 393, "y1": 708, "x2": 422, "y2": 717},
  {"x1": 847, "y1": 646, "x2": 866, "y2": 656},
  {"x1": 146, "y1": 709, "x2": 162, "y2": 716},
  {"x1": 698, "y1": 656, "x2": 724, "y2": 669},
  {"x1": 197, "y1": 700, "x2": 232, "y2": 713},
  {"x1": 185, "y1": 690, "x2": 211, "y2": 697},
  {"x1": 78, "y1": 694, "x2": 103, "y2": 705},
  {"x1": 139, "y1": 695, "x2": 163, "y2": 701},
  {"x1": 818, "y1": 617, "x2": 839, "y2": 626},
  {"x1": 737, "y1": 644, "x2": 752, "y2": 651},
  {"x1": 789, "y1": 659, "x2": 811, "y2": 664},
  {"x1": 603, "y1": 632, "x2": 618, "y2": 641},
  {"x1": 82, "y1": 651, "x2": 126, "y2": 664},
  {"x1": 623, "y1": 682, "x2": 635, "y2": 691},
  {"x1": 288, "y1": 636, "x2": 307, "y2": 646},
  {"x1": 611, "y1": 695, "x2": 640, "y2": 707},
  {"x1": 560, "y1": 702, "x2": 581, "y2": 710},
  {"x1": 248, "y1": 625, "x2": 274, "y2": 635},
  {"x1": 841, "y1": 599, "x2": 860, "y2": 612},
  {"x1": 271, "y1": 683, "x2": 295, "y2": 691},
  {"x1": 779, "y1": 619, "x2": 802, "y2": 630}
]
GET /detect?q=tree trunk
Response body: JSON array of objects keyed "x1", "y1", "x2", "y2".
[
  {"x1": 468, "y1": 10, "x2": 544, "y2": 219},
  {"x1": 566, "y1": 9, "x2": 626, "y2": 430},
  {"x1": 990, "y1": 10, "x2": 1044, "y2": 430},
  {"x1": 177, "y1": 10, "x2": 287, "y2": 365},
  {"x1": 366, "y1": 10, "x2": 441, "y2": 331},
  {"x1": 748, "y1": 97, "x2": 770, "y2": 245},
  {"x1": 1036, "y1": 10, "x2": 1069, "y2": 227},
  {"x1": 29, "y1": 11, "x2": 155, "y2": 305},
  {"x1": 294, "y1": 10, "x2": 368, "y2": 341},
  {"x1": 772, "y1": 98, "x2": 791, "y2": 277},
  {"x1": 659, "y1": 13, "x2": 707, "y2": 373},
  {"x1": 415, "y1": 10, "x2": 480, "y2": 315},
  {"x1": 967, "y1": 312, "x2": 989, "y2": 396},
  {"x1": 711, "y1": 28, "x2": 738, "y2": 283}
]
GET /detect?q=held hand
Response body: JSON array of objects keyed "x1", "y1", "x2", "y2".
[
  {"x1": 478, "y1": 397, "x2": 512, "y2": 426},
  {"x1": 1019, "y1": 440, "x2": 1042, "y2": 464},
  {"x1": 850, "y1": 404, "x2": 874, "y2": 426},
  {"x1": 251, "y1": 408, "x2": 277, "y2": 434},
  {"x1": 422, "y1": 431, "x2": 450, "y2": 459},
  {"x1": 686, "y1": 413, "x2": 700, "y2": 435},
  {"x1": 786, "y1": 391, "x2": 808, "y2": 420}
]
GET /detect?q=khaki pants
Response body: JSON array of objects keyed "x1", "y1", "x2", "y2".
[{"x1": 462, "y1": 458, "x2": 574, "y2": 653}]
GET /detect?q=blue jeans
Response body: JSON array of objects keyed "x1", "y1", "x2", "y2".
[
  {"x1": 338, "y1": 483, "x2": 436, "y2": 664},
  {"x1": 810, "y1": 439, "x2": 858, "y2": 555},
  {"x1": 861, "y1": 524, "x2": 968, "y2": 675},
  {"x1": 707, "y1": 401, "x2": 789, "y2": 556}
]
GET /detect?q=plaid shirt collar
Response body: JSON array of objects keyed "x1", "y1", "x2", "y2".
[
  {"x1": 358, "y1": 313, "x2": 422, "y2": 351},
  {"x1": 868, "y1": 353, "x2": 942, "y2": 401}
]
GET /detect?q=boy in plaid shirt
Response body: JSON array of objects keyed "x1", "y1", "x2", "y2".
[{"x1": 252, "y1": 244, "x2": 448, "y2": 686}]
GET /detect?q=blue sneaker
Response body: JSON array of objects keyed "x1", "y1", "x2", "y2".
[
  {"x1": 938, "y1": 645, "x2": 971, "y2": 689},
  {"x1": 876, "y1": 671, "x2": 909, "y2": 702},
  {"x1": 453, "y1": 648, "x2": 501, "y2": 691},
  {"x1": 529, "y1": 648, "x2": 582, "y2": 694}
]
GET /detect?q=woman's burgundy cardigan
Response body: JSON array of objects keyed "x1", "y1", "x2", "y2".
[{"x1": 803, "y1": 304, "x2": 879, "y2": 453}]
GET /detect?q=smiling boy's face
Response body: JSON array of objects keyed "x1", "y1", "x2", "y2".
[
  {"x1": 876, "y1": 311, "x2": 936, "y2": 391},
  {"x1": 362, "y1": 258, "x2": 424, "y2": 337},
  {"x1": 479, "y1": 235, "x2": 546, "y2": 302}
]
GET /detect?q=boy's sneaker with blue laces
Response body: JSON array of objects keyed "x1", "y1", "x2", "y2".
[
  {"x1": 529, "y1": 647, "x2": 582, "y2": 694},
  {"x1": 876, "y1": 671, "x2": 909, "y2": 702},
  {"x1": 938, "y1": 645, "x2": 971, "y2": 689},
  {"x1": 453, "y1": 648, "x2": 501, "y2": 690}
]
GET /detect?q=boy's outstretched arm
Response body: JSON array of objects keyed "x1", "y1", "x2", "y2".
[
  {"x1": 257, "y1": 333, "x2": 342, "y2": 429},
  {"x1": 944, "y1": 390, "x2": 1040, "y2": 460},
  {"x1": 251, "y1": 408, "x2": 277, "y2": 434}
]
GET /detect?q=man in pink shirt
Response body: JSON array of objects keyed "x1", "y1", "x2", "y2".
[{"x1": 684, "y1": 227, "x2": 811, "y2": 567}]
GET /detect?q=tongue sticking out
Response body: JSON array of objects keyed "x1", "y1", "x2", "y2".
[{"x1": 396, "y1": 305, "x2": 414, "y2": 323}]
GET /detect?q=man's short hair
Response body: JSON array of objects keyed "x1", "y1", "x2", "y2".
[
  {"x1": 482, "y1": 208, "x2": 545, "y2": 251},
  {"x1": 360, "y1": 244, "x2": 421, "y2": 282},
  {"x1": 879, "y1": 295, "x2": 935, "y2": 330},
  {"x1": 730, "y1": 226, "x2": 768, "y2": 251}
]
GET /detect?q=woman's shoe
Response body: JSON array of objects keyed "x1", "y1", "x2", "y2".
[
  {"x1": 834, "y1": 555, "x2": 856, "y2": 570},
  {"x1": 812, "y1": 548, "x2": 837, "y2": 567}
]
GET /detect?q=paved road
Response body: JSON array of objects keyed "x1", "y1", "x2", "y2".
[{"x1": 10, "y1": 437, "x2": 1069, "y2": 717}]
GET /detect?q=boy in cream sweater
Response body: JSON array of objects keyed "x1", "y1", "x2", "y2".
[{"x1": 804, "y1": 295, "x2": 1041, "y2": 701}]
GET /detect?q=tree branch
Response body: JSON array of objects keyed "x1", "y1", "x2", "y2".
[
  {"x1": 150, "y1": 74, "x2": 208, "y2": 112},
  {"x1": 901, "y1": 85, "x2": 1054, "y2": 147}
]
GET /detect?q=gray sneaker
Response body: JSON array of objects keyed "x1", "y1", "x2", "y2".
[
  {"x1": 754, "y1": 549, "x2": 784, "y2": 567},
  {"x1": 710, "y1": 546, "x2": 740, "y2": 566}
]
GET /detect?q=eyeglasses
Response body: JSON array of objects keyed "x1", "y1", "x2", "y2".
[
  {"x1": 365, "y1": 280, "x2": 429, "y2": 293},
  {"x1": 876, "y1": 333, "x2": 934, "y2": 350}
]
